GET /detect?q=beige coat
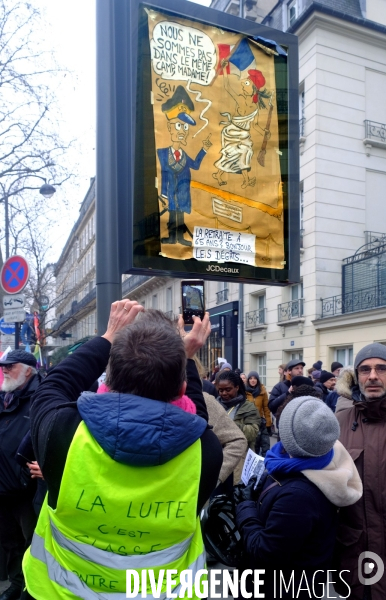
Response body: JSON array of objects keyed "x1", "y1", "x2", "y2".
[{"x1": 204, "y1": 392, "x2": 248, "y2": 484}]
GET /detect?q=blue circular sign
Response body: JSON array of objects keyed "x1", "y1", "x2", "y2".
[
  {"x1": 0, "y1": 318, "x2": 15, "y2": 335},
  {"x1": 0, "y1": 255, "x2": 29, "y2": 294}
]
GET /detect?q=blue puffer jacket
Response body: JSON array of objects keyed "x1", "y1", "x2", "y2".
[{"x1": 77, "y1": 391, "x2": 207, "y2": 466}]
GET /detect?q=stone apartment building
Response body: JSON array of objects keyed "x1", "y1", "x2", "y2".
[
  {"x1": 53, "y1": 179, "x2": 96, "y2": 345},
  {"x1": 241, "y1": 0, "x2": 386, "y2": 386}
]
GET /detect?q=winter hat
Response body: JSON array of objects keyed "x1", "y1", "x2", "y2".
[
  {"x1": 286, "y1": 358, "x2": 306, "y2": 371},
  {"x1": 280, "y1": 396, "x2": 340, "y2": 458},
  {"x1": 313, "y1": 361, "x2": 323, "y2": 370},
  {"x1": 311, "y1": 370, "x2": 321, "y2": 380},
  {"x1": 320, "y1": 370, "x2": 335, "y2": 384},
  {"x1": 331, "y1": 362, "x2": 343, "y2": 373},
  {"x1": 220, "y1": 362, "x2": 232, "y2": 372},
  {"x1": 247, "y1": 370, "x2": 260, "y2": 381},
  {"x1": 0, "y1": 349, "x2": 37, "y2": 368},
  {"x1": 291, "y1": 376, "x2": 313, "y2": 388},
  {"x1": 354, "y1": 343, "x2": 386, "y2": 370}
]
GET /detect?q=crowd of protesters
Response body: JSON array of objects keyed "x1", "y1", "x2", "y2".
[{"x1": 0, "y1": 302, "x2": 384, "y2": 600}]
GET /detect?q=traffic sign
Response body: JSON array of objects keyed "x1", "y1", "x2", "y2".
[
  {"x1": 0, "y1": 256, "x2": 29, "y2": 294},
  {"x1": 3, "y1": 308, "x2": 26, "y2": 322},
  {"x1": 0, "y1": 318, "x2": 15, "y2": 335},
  {"x1": 3, "y1": 294, "x2": 25, "y2": 309},
  {"x1": 39, "y1": 295, "x2": 49, "y2": 310}
]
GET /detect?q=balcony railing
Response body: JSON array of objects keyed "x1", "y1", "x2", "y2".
[
  {"x1": 299, "y1": 118, "x2": 305, "y2": 138},
  {"x1": 54, "y1": 287, "x2": 96, "y2": 331},
  {"x1": 364, "y1": 120, "x2": 386, "y2": 144},
  {"x1": 278, "y1": 299, "x2": 304, "y2": 322},
  {"x1": 122, "y1": 275, "x2": 152, "y2": 296},
  {"x1": 216, "y1": 289, "x2": 229, "y2": 304},
  {"x1": 245, "y1": 308, "x2": 266, "y2": 329},
  {"x1": 321, "y1": 286, "x2": 386, "y2": 318}
]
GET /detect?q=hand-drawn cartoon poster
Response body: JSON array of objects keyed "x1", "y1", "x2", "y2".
[{"x1": 147, "y1": 9, "x2": 285, "y2": 269}]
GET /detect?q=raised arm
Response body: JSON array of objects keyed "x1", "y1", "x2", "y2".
[{"x1": 221, "y1": 60, "x2": 239, "y2": 103}]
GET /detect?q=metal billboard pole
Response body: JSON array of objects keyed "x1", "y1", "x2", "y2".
[{"x1": 96, "y1": 0, "x2": 122, "y2": 334}]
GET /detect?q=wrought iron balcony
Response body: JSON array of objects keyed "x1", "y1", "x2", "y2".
[
  {"x1": 245, "y1": 308, "x2": 266, "y2": 329},
  {"x1": 321, "y1": 286, "x2": 386, "y2": 318},
  {"x1": 364, "y1": 120, "x2": 386, "y2": 145},
  {"x1": 216, "y1": 289, "x2": 229, "y2": 304},
  {"x1": 278, "y1": 299, "x2": 304, "y2": 322},
  {"x1": 299, "y1": 118, "x2": 305, "y2": 138}
]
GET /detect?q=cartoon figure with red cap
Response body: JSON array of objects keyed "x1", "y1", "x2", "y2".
[{"x1": 213, "y1": 63, "x2": 271, "y2": 189}]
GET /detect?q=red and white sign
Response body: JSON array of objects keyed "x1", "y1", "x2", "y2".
[{"x1": 0, "y1": 255, "x2": 30, "y2": 294}]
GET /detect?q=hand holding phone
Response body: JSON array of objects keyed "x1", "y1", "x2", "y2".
[
  {"x1": 177, "y1": 312, "x2": 211, "y2": 359},
  {"x1": 181, "y1": 280, "x2": 205, "y2": 325}
]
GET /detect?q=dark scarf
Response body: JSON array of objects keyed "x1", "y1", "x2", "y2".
[
  {"x1": 245, "y1": 383, "x2": 261, "y2": 398},
  {"x1": 351, "y1": 385, "x2": 386, "y2": 421},
  {"x1": 217, "y1": 393, "x2": 246, "y2": 411}
]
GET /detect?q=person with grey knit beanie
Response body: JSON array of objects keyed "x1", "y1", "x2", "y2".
[
  {"x1": 279, "y1": 396, "x2": 340, "y2": 457},
  {"x1": 236, "y1": 395, "x2": 362, "y2": 599}
]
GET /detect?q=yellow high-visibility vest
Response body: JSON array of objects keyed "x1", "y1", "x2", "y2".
[{"x1": 23, "y1": 421, "x2": 205, "y2": 599}]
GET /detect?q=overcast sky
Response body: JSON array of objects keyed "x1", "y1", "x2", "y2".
[{"x1": 34, "y1": 0, "x2": 212, "y2": 256}]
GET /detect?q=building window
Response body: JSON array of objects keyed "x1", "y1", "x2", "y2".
[
  {"x1": 288, "y1": 0, "x2": 297, "y2": 26},
  {"x1": 335, "y1": 347, "x2": 353, "y2": 366},
  {"x1": 290, "y1": 352, "x2": 303, "y2": 361},
  {"x1": 291, "y1": 282, "x2": 303, "y2": 301},
  {"x1": 251, "y1": 354, "x2": 267, "y2": 386},
  {"x1": 216, "y1": 281, "x2": 229, "y2": 304},
  {"x1": 166, "y1": 287, "x2": 173, "y2": 312},
  {"x1": 152, "y1": 294, "x2": 158, "y2": 309}
]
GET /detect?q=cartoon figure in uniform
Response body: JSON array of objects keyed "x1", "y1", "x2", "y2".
[{"x1": 158, "y1": 85, "x2": 212, "y2": 246}]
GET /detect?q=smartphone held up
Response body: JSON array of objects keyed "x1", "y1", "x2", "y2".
[{"x1": 181, "y1": 280, "x2": 205, "y2": 325}]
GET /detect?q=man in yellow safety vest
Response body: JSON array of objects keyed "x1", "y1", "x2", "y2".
[{"x1": 22, "y1": 301, "x2": 222, "y2": 599}]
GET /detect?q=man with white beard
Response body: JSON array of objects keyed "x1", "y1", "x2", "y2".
[{"x1": 0, "y1": 350, "x2": 41, "y2": 600}]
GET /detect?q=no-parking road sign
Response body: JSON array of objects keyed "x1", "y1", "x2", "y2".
[{"x1": 0, "y1": 256, "x2": 30, "y2": 294}]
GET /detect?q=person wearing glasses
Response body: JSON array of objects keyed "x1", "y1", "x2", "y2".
[
  {"x1": 0, "y1": 350, "x2": 42, "y2": 600},
  {"x1": 334, "y1": 343, "x2": 386, "y2": 600}
]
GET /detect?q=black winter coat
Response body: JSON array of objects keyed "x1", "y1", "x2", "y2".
[
  {"x1": 0, "y1": 373, "x2": 41, "y2": 495},
  {"x1": 236, "y1": 471, "x2": 339, "y2": 599},
  {"x1": 268, "y1": 380, "x2": 290, "y2": 415}
]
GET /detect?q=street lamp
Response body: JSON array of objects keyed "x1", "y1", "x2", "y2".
[{"x1": 39, "y1": 181, "x2": 56, "y2": 199}]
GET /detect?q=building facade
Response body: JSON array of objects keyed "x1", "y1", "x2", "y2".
[
  {"x1": 241, "y1": 0, "x2": 386, "y2": 387},
  {"x1": 53, "y1": 179, "x2": 96, "y2": 347}
]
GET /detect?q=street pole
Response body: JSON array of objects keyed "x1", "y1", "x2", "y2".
[
  {"x1": 96, "y1": 0, "x2": 122, "y2": 334},
  {"x1": 4, "y1": 194, "x2": 18, "y2": 348},
  {"x1": 238, "y1": 283, "x2": 244, "y2": 371}
]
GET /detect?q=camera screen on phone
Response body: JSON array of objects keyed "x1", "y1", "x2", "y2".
[{"x1": 182, "y1": 284, "x2": 204, "y2": 312}]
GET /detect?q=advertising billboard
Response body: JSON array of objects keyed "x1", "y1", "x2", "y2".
[{"x1": 97, "y1": 0, "x2": 299, "y2": 286}]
